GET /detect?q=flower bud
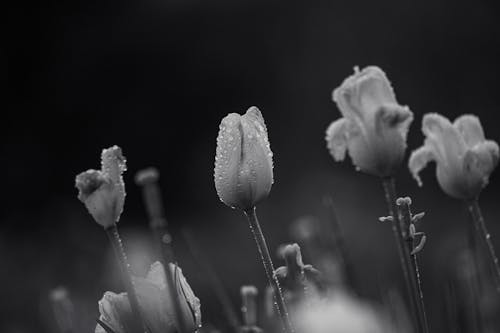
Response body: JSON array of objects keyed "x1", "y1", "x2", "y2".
[
  {"x1": 241, "y1": 285, "x2": 258, "y2": 327},
  {"x1": 409, "y1": 113, "x2": 499, "y2": 200},
  {"x1": 326, "y1": 66, "x2": 413, "y2": 177},
  {"x1": 75, "y1": 146, "x2": 126, "y2": 228},
  {"x1": 214, "y1": 106, "x2": 274, "y2": 210},
  {"x1": 96, "y1": 262, "x2": 201, "y2": 333}
]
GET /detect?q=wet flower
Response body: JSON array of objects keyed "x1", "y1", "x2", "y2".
[
  {"x1": 326, "y1": 66, "x2": 413, "y2": 177},
  {"x1": 409, "y1": 113, "x2": 499, "y2": 200},
  {"x1": 214, "y1": 106, "x2": 273, "y2": 210},
  {"x1": 75, "y1": 146, "x2": 127, "y2": 228},
  {"x1": 96, "y1": 262, "x2": 201, "y2": 333}
]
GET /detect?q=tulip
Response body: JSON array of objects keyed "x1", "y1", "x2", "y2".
[
  {"x1": 75, "y1": 146, "x2": 127, "y2": 228},
  {"x1": 76, "y1": 146, "x2": 147, "y2": 332},
  {"x1": 326, "y1": 67, "x2": 427, "y2": 331},
  {"x1": 214, "y1": 107, "x2": 293, "y2": 333},
  {"x1": 214, "y1": 106, "x2": 273, "y2": 211},
  {"x1": 409, "y1": 113, "x2": 500, "y2": 292},
  {"x1": 409, "y1": 113, "x2": 498, "y2": 200},
  {"x1": 326, "y1": 66, "x2": 413, "y2": 177},
  {"x1": 96, "y1": 262, "x2": 201, "y2": 333}
]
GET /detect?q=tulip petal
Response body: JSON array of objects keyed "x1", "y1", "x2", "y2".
[
  {"x1": 141, "y1": 262, "x2": 201, "y2": 331},
  {"x1": 422, "y1": 113, "x2": 466, "y2": 169},
  {"x1": 97, "y1": 292, "x2": 135, "y2": 333},
  {"x1": 325, "y1": 118, "x2": 350, "y2": 161},
  {"x1": 101, "y1": 146, "x2": 127, "y2": 184},
  {"x1": 373, "y1": 104, "x2": 413, "y2": 139},
  {"x1": 453, "y1": 114, "x2": 485, "y2": 148},
  {"x1": 214, "y1": 113, "x2": 244, "y2": 208},
  {"x1": 463, "y1": 140, "x2": 500, "y2": 184},
  {"x1": 356, "y1": 67, "x2": 397, "y2": 117},
  {"x1": 333, "y1": 66, "x2": 397, "y2": 122},
  {"x1": 100, "y1": 146, "x2": 126, "y2": 222},
  {"x1": 175, "y1": 265, "x2": 202, "y2": 327},
  {"x1": 408, "y1": 145, "x2": 436, "y2": 187}
]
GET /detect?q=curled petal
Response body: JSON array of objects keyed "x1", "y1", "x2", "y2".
[
  {"x1": 414, "y1": 113, "x2": 498, "y2": 200},
  {"x1": 325, "y1": 118, "x2": 350, "y2": 161},
  {"x1": 458, "y1": 140, "x2": 500, "y2": 199},
  {"x1": 453, "y1": 114, "x2": 485, "y2": 148},
  {"x1": 373, "y1": 104, "x2": 413, "y2": 139},
  {"x1": 408, "y1": 145, "x2": 437, "y2": 187},
  {"x1": 75, "y1": 170, "x2": 118, "y2": 228},
  {"x1": 465, "y1": 141, "x2": 499, "y2": 177},
  {"x1": 330, "y1": 66, "x2": 411, "y2": 177},
  {"x1": 97, "y1": 292, "x2": 134, "y2": 333},
  {"x1": 422, "y1": 113, "x2": 465, "y2": 169},
  {"x1": 333, "y1": 66, "x2": 397, "y2": 122},
  {"x1": 76, "y1": 146, "x2": 127, "y2": 228}
]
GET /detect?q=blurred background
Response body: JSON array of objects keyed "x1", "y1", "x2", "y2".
[{"x1": 4, "y1": 0, "x2": 500, "y2": 331}]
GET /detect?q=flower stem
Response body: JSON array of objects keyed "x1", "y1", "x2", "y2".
[
  {"x1": 396, "y1": 198, "x2": 429, "y2": 333},
  {"x1": 381, "y1": 178, "x2": 423, "y2": 333},
  {"x1": 244, "y1": 207, "x2": 294, "y2": 333},
  {"x1": 105, "y1": 225, "x2": 146, "y2": 333},
  {"x1": 467, "y1": 198, "x2": 500, "y2": 293}
]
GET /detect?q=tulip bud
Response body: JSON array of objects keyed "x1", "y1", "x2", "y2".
[
  {"x1": 214, "y1": 106, "x2": 274, "y2": 210},
  {"x1": 75, "y1": 146, "x2": 127, "y2": 229},
  {"x1": 326, "y1": 66, "x2": 413, "y2": 177},
  {"x1": 409, "y1": 113, "x2": 499, "y2": 200}
]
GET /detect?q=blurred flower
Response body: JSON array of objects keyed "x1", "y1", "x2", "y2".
[
  {"x1": 293, "y1": 293, "x2": 390, "y2": 333},
  {"x1": 409, "y1": 113, "x2": 499, "y2": 199},
  {"x1": 96, "y1": 262, "x2": 201, "y2": 333},
  {"x1": 49, "y1": 286, "x2": 74, "y2": 333},
  {"x1": 326, "y1": 66, "x2": 413, "y2": 177},
  {"x1": 214, "y1": 106, "x2": 273, "y2": 210},
  {"x1": 75, "y1": 146, "x2": 127, "y2": 228},
  {"x1": 275, "y1": 244, "x2": 323, "y2": 296},
  {"x1": 240, "y1": 285, "x2": 262, "y2": 332}
]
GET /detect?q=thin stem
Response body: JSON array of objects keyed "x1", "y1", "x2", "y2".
[
  {"x1": 244, "y1": 207, "x2": 294, "y2": 333},
  {"x1": 467, "y1": 198, "x2": 500, "y2": 293},
  {"x1": 397, "y1": 199, "x2": 429, "y2": 333},
  {"x1": 381, "y1": 178, "x2": 417, "y2": 326},
  {"x1": 105, "y1": 225, "x2": 146, "y2": 333}
]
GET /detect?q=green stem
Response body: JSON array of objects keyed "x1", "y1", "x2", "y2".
[
  {"x1": 105, "y1": 225, "x2": 146, "y2": 333},
  {"x1": 467, "y1": 199, "x2": 500, "y2": 293},
  {"x1": 381, "y1": 178, "x2": 420, "y2": 332},
  {"x1": 244, "y1": 207, "x2": 294, "y2": 333}
]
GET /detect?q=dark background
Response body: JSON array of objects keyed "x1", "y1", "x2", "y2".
[{"x1": 4, "y1": 0, "x2": 500, "y2": 331}]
